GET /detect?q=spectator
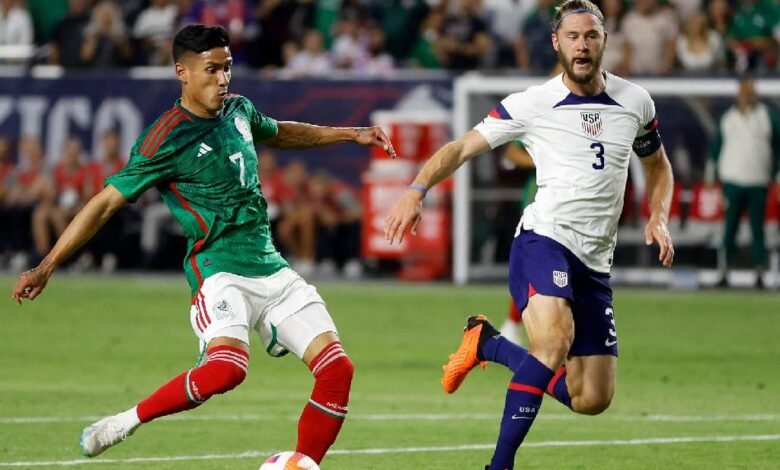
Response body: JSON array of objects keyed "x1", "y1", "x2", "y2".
[
  {"x1": 621, "y1": 0, "x2": 678, "y2": 75},
  {"x1": 706, "y1": 0, "x2": 731, "y2": 37},
  {"x1": 132, "y1": 0, "x2": 179, "y2": 65},
  {"x1": 80, "y1": 0, "x2": 133, "y2": 68},
  {"x1": 0, "y1": 136, "x2": 15, "y2": 263},
  {"x1": 331, "y1": 13, "x2": 367, "y2": 70},
  {"x1": 515, "y1": 0, "x2": 558, "y2": 74},
  {"x1": 49, "y1": 0, "x2": 91, "y2": 67},
  {"x1": 407, "y1": 8, "x2": 445, "y2": 69},
  {"x1": 724, "y1": 0, "x2": 776, "y2": 73},
  {"x1": 258, "y1": 150, "x2": 284, "y2": 232},
  {"x1": 281, "y1": 29, "x2": 333, "y2": 77},
  {"x1": 247, "y1": 0, "x2": 311, "y2": 69},
  {"x1": 81, "y1": 129, "x2": 129, "y2": 271},
  {"x1": 436, "y1": 0, "x2": 492, "y2": 71},
  {"x1": 276, "y1": 159, "x2": 316, "y2": 276},
  {"x1": 4, "y1": 135, "x2": 50, "y2": 269},
  {"x1": 0, "y1": 136, "x2": 12, "y2": 197},
  {"x1": 179, "y1": 0, "x2": 254, "y2": 58},
  {"x1": 371, "y1": 0, "x2": 429, "y2": 62},
  {"x1": 482, "y1": 0, "x2": 536, "y2": 68},
  {"x1": 352, "y1": 24, "x2": 394, "y2": 77},
  {"x1": 0, "y1": 0, "x2": 34, "y2": 49},
  {"x1": 83, "y1": 129, "x2": 125, "y2": 198},
  {"x1": 668, "y1": 0, "x2": 702, "y2": 23},
  {"x1": 600, "y1": 0, "x2": 631, "y2": 76},
  {"x1": 676, "y1": 10, "x2": 724, "y2": 72},
  {"x1": 308, "y1": 170, "x2": 363, "y2": 278},
  {"x1": 32, "y1": 136, "x2": 85, "y2": 258},
  {"x1": 27, "y1": 0, "x2": 68, "y2": 44},
  {"x1": 708, "y1": 79, "x2": 780, "y2": 289},
  {"x1": 139, "y1": 194, "x2": 179, "y2": 269}
]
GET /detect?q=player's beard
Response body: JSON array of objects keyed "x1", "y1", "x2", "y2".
[{"x1": 558, "y1": 45, "x2": 605, "y2": 86}]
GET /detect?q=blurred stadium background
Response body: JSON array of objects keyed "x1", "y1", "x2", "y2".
[{"x1": 1, "y1": 0, "x2": 779, "y2": 468}]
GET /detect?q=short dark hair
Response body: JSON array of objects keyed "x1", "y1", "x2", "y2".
[
  {"x1": 172, "y1": 25, "x2": 230, "y2": 62},
  {"x1": 551, "y1": 0, "x2": 604, "y2": 32}
]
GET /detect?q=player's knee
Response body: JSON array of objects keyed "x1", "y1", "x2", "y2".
[
  {"x1": 574, "y1": 391, "x2": 613, "y2": 415},
  {"x1": 317, "y1": 354, "x2": 354, "y2": 391},
  {"x1": 203, "y1": 360, "x2": 247, "y2": 395},
  {"x1": 529, "y1": 337, "x2": 571, "y2": 369},
  {"x1": 195, "y1": 346, "x2": 250, "y2": 398}
]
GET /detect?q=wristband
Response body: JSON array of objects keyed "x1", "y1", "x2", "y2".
[{"x1": 408, "y1": 184, "x2": 427, "y2": 197}]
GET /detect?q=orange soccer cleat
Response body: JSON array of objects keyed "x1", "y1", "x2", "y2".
[{"x1": 441, "y1": 315, "x2": 500, "y2": 394}]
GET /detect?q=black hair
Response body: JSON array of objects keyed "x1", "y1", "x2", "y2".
[
  {"x1": 172, "y1": 24, "x2": 230, "y2": 62},
  {"x1": 551, "y1": 0, "x2": 605, "y2": 32}
]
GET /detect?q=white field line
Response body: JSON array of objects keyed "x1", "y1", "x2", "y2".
[
  {"x1": 0, "y1": 434, "x2": 779, "y2": 467},
  {"x1": 2, "y1": 413, "x2": 780, "y2": 425}
]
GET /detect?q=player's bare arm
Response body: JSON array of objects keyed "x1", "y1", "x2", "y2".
[
  {"x1": 641, "y1": 145, "x2": 675, "y2": 267},
  {"x1": 11, "y1": 185, "x2": 127, "y2": 304},
  {"x1": 384, "y1": 129, "x2": 490, "y2": 245},
  {"x1": 265, "y1": 121, "x2": 396, "y2": 157}
]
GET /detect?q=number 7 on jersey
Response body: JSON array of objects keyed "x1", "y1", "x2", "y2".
[{"x1": 229, "y1": 151, "x2": 246, "y2": 186}]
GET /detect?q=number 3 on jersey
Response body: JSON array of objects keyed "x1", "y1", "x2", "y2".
[
  {"x1": 228, "y1": 151, "x2": 246, "y2": 186},
  {"x1": 590, "y1": 142, "x2": 605, "y2": 170}
]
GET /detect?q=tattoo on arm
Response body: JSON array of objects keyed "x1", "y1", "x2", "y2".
[{"x1": 269, "y1": 122, "x2": 349, "y2": 149}]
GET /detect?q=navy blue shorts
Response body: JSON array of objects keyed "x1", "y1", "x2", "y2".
[{"x1": 508, "y1": 230, "x2": 618, "y2": 356}]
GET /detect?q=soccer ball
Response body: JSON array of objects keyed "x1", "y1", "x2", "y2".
[{"x1": 258, "y1": 451, "x2": 320, "y2": 470}]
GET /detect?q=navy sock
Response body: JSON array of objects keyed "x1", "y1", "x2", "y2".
[
  {"x1": 480, "y1": 335, "x2": 528, "y2": 372},
  {"x1": 546, "y1": 366, "x2": 572, "y2": 410},
  {"x1": 489, "y1": 355, "x2": 554, "y2": 470}
]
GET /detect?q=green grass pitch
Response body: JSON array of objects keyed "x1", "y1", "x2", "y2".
[{"x1": 1, "y1": 275, "x2": 779, "y2": 469}]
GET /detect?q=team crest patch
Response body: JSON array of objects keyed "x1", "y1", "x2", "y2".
[
  {"x1": 553, "y1": 270, "x2": 568, "y2": 288},
  {"x1": 213, "y1": 299, "x2": 233, "y2": 320},
  {"x1": 234, "y1": 116, "x2": 253, "y2": 142},
  {"x1": 580, "y1": 112, "x2": 603, "y2": 138}
]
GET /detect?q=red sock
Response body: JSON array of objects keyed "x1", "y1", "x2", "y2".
[
  {"x1": 136, "y1": 345, "x2": 248, "y2": 423},
  {"x1": 508, "y1": 300, "x2": 522, "y2": 323},
  {"x1": 296, "y1": 341, "x2": 354, "y2": 463}
]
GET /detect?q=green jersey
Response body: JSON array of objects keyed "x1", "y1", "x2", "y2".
[{"x1": 107, "y1": 95, "x2": 288, "y2": 295}]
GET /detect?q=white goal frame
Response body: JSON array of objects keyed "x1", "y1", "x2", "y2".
[{"x1": 452, "y1": 74, "x2": 780, "y2": 285}]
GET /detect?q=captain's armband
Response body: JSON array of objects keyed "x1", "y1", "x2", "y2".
[{"x1": 633, "y1": 117, "x2": 662, "y2": 157}]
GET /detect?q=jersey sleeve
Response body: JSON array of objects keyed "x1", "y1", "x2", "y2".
[
  {"x1": 245, "y1": 98, "x2": 278, "y2": 142},
  {"x1": 105, "y1": 141, "x2": 177, "y2": 203},
  {"x1": 473, "y1": 92, "x2": 533, "y2": 149}
]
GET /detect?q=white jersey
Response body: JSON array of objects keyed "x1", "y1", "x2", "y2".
[{"x1": 474, "y1": 72, "x2": 658, "y2": 273}]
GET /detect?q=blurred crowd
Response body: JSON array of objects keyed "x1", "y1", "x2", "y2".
[
  {"x1": 0, "y1": 134, "x2": 363, "y2": 277},
  {"x1": 0, "y1": 0, "x2": 778, "y2": 75}
]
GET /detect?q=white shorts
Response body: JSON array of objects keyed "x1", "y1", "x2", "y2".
[{"x1": 189, "y1": 268, "x2": 337, "y2": 360}]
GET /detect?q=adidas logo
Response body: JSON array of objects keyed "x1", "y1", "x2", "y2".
[{"x1": 197, "y1": 142, "x2": 213, "y2": 157}]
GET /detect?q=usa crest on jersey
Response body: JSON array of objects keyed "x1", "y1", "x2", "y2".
[
  {"x1": 553, "y1": 270, "x2": 569, "y2": 288},
  {"x1": 580, "y1": 112, "x2": 603, "y2": 138}
]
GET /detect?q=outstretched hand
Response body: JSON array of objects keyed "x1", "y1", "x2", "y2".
[
  {"x1": 645, "y1": 216, "x2": 674, "y2": 267},
  {"x1": 355, "y1": 126, "x2": 397, "y2": 159},
  {"x1": 384, "y1": 189, "x2": 424, "y2": 245},
  {"x1": 11, "y1": 264, "x2": 52, "y2": 305}
]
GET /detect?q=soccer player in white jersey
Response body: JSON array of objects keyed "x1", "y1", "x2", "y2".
[{"x1": 384, "y1": 1, "x2": 674, "y2": 468}]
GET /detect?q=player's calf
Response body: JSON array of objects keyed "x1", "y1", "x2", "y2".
[
  {"x1": 81, "y1": 345, "x2": 249, "y2": 457},
  {"x1": 297, "y1": 341, "x2": 354, "y2": 463},
  {"x1": 136, "y1": 344, "x2": 248, "y2": 423}
]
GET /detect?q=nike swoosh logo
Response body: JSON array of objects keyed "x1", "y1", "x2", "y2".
[
  {"x1": 511, "y1": 415, "x2": 534, "y2": 420},
  {"x1": 605, "y1": 339, "x2": 617, "y2": 347}
]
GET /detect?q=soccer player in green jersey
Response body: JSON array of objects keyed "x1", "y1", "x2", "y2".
[{"x1": 11, "y1": 25, "x2": 396, "y2": 461}]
